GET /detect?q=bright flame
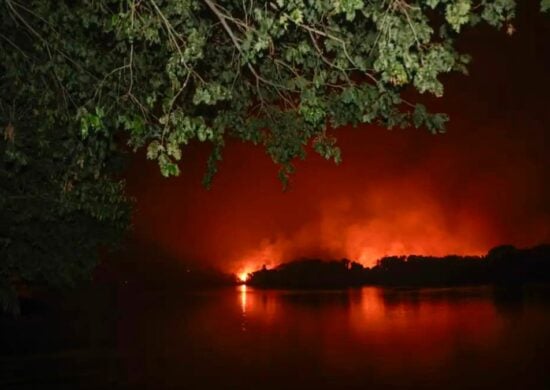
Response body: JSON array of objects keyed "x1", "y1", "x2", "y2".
[{"x1": 238, "y1": 272, "x2": 249, "y2": 283}]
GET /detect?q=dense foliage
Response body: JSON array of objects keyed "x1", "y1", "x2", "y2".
[
  {"x1": 3, "y1": 0, "x2": 548, "y2": 183},
  {"x1": 0, "y1": 89, "x2": 130, "y2": 313},
  {"x1": 0, "y1": 1, "x2": 547, "y2": 310}
]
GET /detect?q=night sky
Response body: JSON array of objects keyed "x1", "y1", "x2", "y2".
[{"x1": 125, "y1": 4, "x2": 549, "y2": 276}]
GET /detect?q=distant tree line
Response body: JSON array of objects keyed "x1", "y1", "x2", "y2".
[{"x1": 247, "y1": 245, "x2": 550, "y2": 289}]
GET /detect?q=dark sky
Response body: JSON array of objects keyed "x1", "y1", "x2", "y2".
[{"x1": 125, "y1": 4, "x2": 549, "y2": 275}]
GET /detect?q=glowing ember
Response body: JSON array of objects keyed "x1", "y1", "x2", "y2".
[{"x1": 238, "y1": 272, "x2": 249, "y2": 283}]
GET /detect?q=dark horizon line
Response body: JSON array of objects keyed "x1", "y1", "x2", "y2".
[
  {"x1": 238, "y1": 243, "x2": 550, "y2": 277},
  {"x1": 242, "y1": 244, "x2": 550, "y2": 288}
]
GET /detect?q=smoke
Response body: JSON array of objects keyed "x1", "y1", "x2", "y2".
[{"x1": 124, "y1": 9, "x2": 550, "y2": 275}]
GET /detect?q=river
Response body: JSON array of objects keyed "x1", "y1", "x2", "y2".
[{"x1": 1, "y1": 285, "x2": 550, "y2": 389}]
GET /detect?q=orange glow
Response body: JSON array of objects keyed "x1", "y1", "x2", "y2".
[
  {"x1": 238, "y1": 272, "x2": 249, "y2": 283},
  {"x1": 124, "y1": 32, "x2": 550, "y2": 275}
]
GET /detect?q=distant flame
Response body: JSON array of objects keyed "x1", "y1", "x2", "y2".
[
  {"x1": 238, "y1": 272, "x2": 249, "y2": 283},
  {"x1": 125, "y1": 108, "x2": 550, "y2": 277}
]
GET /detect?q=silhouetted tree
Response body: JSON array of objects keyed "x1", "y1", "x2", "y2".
[{"x1": 247, "y1": 245, "x2": 550, "y2": 288}]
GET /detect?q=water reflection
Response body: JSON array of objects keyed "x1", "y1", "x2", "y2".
[
  {"x1": 239, "y1": 284, "x2": 247, "y2": 331},
  {"x1": 2, "y1": 286, "x2": 550, "y2": 389},
  {"x1": 228, "y1": 286, "x2": 550, "y2": 389}
]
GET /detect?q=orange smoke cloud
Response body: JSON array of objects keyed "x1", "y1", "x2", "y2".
[{"x1": 124, "y1": 12, "x2": 550, "y2": 275}]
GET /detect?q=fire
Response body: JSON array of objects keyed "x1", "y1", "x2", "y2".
[
  {"x1": 238, "y1": 272, "x2": 249, "y2": 283},
  {"x1": 124, "y1": 102, "x2": 550, "y2": 276}
]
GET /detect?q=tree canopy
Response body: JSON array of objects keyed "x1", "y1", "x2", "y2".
[{"x1": 0, "y1": 0, "x2": 548, "y2": 310}]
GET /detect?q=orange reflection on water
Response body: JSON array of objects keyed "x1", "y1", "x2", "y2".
[
  {"x1": 236, "y1": 286, "x2": 502, "y2": 374},
  {"x1": 117, "y1": 285, "x2": 550, "y2": 388},
  {"x1": 239, "y1": 285, "x2": 247, "y2": 313},
  {"x1": 236, "y1": 285, "x2": 282, "y2": 325}
]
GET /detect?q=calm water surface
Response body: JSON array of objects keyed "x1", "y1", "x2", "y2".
[{"x1": 1, "y1": 286, "x2": 550, "y2": 389}]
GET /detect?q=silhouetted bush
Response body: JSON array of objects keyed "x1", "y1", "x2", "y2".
[
  {"x1": 247, "y1": 245, "x2": 550, "y2": 288},
  {"x1": 248, "y1": 258, "x2": 364, "y2": 289}
]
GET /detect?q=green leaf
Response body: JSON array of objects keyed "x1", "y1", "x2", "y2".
[
  {"x1": 147, "y1": 141, "x2": 163, "y2": 160},
  {"x1": 446, "y1": 0, "x2": 472, "y2": 32}
]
